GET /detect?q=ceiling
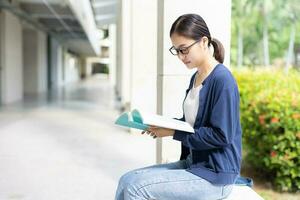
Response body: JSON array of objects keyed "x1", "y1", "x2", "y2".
[
  {"x1": 0, "y1": 0, "x2": 118, "y2": 56},
  {"x1": 3, "y1": 0, "x2": 87, "y2": 40}
]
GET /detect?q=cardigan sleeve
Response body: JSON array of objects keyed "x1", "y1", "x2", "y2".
[{"x1": 173, "y1": 80, "x2": 240, "y2": 150}]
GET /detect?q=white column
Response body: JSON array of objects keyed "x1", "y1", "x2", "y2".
[
  {"x1": 85, "y1": 58, "x2": 92, "y2": 77},
  {"x1": 115, "y1": 0, "x2": 158, "y2": 162},
  {"x1": 57, "y1": 45, "x2": 64, "y2": 87},
  {"x1": 157, "y1": 0, "x2": 232, "y2": 163},
  {"x1": 109, "y1": 24, "x2": 117, "y2": 88},
  {"x1": 48, "y1": 37, "x2": 60, "y2": 89},
  {"x1": 64, "y1": 52, "x2": 80, "y2": 84},
  {"x1": 115, "y1": 1, "x2": 122, "y2": 103},
  {"x1": 23, "y1": 29, "x2": 37, "y2": 95},
  {"x1": 0, "y1": 11, "x2": 2, "y2": 104},
  {"x1": 52, "y1": 38, "x2": 65, "y2": 88},
  {"x1": 0, "y1": 10, "x2": 23, "y2": 104},
  {"x1": 37, "y1": 31, "x2": 48, "y2": 93},
  {"x1": 118, "y1": 0, "x2": 132, "y2": 109},
  {"x1": 23, "y1": 28, "x2": 48, "y2": 94},
  {"x1": 130, "y1": 0, "x2": 157, "y2": 113}
]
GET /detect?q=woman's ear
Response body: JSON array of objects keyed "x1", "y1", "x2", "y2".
[{"x1": 202, "y1": 36, "x2": 209, "y2": 48}]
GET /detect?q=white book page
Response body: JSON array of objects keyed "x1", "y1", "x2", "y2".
[{"x1": 140, "y1": 112, "x2": 194, "y2": 133}]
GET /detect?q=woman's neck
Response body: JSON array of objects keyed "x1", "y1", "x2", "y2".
[{"x1": 196, "y1": 57, "x2": 219, "y2": 80}]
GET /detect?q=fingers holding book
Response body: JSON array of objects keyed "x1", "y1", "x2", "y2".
[
  {"x1": 142, "y1": 126, "x2": 175, "y2": 138},
  {"x1": 141, "y1": 130, "x2": 157, "y2": 139}
]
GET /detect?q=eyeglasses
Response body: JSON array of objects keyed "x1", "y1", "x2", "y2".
[{"x1": 169, "y1": 40, "x2": 200, "y2": 56}]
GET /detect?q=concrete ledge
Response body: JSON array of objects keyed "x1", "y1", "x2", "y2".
[{"x1": 224, "y1": 186, "x2": 264, "y2": 200}]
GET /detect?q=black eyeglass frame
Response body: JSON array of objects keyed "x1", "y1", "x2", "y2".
[{"x1": 169, "y1": 39, "x2": 201, "y2": 56}]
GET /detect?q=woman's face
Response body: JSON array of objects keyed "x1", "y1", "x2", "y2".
[{"x1": 170, "y1": 33, "x2": 207, "y2": 69}]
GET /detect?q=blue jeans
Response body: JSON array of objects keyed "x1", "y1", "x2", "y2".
[{"x1": 115, "y1": 155, "x2": 233, "y2": 200}]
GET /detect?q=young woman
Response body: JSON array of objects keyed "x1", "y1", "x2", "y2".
[{"x1": 115, "y1": 13, "x2": 242, "y2": 200}]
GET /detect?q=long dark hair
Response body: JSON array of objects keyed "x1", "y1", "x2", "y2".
[{"x1": 170, "y1": 14, "x2": 224, "y2": 64}]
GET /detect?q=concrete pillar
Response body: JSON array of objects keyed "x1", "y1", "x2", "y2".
[
  {"x1": 116, "y1": 0, "x2": 132, "y2": 110},
  {"x1": 81, "y1": 57, "x2": 90, "y2": 79},
  {"x1": 115, "y1": 2, "x2": 122, "y2": 103},
  {"x1": 114, "y1": 0, "x2": 158, "y2": 163},
  {"x1": 37, "y1": 31, "x2": 48, "y2": 93},
  {"x1": 109, "y1": 24, "x2": 116, "y2": 88},
  {"x1": 0, "y1": 10, "x2": 23, "y2": 104},
  {"x1": 117, "y1": 0, "x2": 158, "y2": 112},
  {"x1": 128, "y1": 0, "x2": 158, "y2": 164},
  {"x1": 130, "y1": 0, "x2": 157, "y2": 112},
  {"x1": 157, "y1": 0, "x2": 232, "y2": 163},
  {"x1": 48, "y1": 37, "x2": 64, "y2": 89},
  {"x1": 85, "y1": 58, "x2": 93, "y2": 76},
  {"x1": 63, "y1": 52, "x2": 80, "y2": 84},
  {"x1": 56, "y1": 45, "x2": 64, "y2": 87},
  {"x1": 78, "y1": 56, "x2": 86, "y2": 79},
  {"x1": 0, "y1": 10, "x2": 3, "y2": 104},
  {"x1": 23, "y1": 29, "x2": 47, "y2": 95},
  {"x1": 48, "y1": 37, "x2": 59, "y2": 89}
]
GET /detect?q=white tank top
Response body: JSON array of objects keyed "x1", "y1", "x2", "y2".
[{"x1": 184, "y1": 74, "x2": 202, "y2": 127}]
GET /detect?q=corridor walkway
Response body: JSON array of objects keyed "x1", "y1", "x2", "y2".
[{"x1": 0, "y1": 74, "x2": 155, "y2": 200}]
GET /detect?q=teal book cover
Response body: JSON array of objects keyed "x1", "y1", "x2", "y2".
[
  {"x1": 115, "y1": 109, "x2": 149, "y2": 131},
  {"x1": 115, "y1": 109, "x2": 194, "y2": 133}
]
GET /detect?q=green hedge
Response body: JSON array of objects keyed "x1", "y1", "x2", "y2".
[{"x1": 233, "y1": 68, "x2": 300, "y2": 192}]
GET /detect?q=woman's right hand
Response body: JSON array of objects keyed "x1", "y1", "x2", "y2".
[{"x1": 141, "y1": 130, "x2": 157, "y2": 138}]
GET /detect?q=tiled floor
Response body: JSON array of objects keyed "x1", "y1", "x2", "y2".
[{"x1": 0, "y1": 74, "x2": 156, "y2": 200}]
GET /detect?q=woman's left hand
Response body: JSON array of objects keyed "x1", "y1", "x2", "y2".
[{"x1": 147, "y1": 126, "x2": 175, "y2": 138}]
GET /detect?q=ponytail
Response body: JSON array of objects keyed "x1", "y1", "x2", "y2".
[
  {"x1": 210, "y1": 38, "x2": 225, "y2": 64},
  {"x1": 170, "y1": 14, "x2": 225, "y2": 63}
]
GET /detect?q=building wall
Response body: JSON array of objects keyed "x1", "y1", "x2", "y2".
[{"x1": 0, "y1": 10, "x2": 23, "y2": 104}]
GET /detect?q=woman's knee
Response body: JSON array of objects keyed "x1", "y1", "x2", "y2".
[{"x1": 118, "y1": 169, "x2": 139, "y2": 186}]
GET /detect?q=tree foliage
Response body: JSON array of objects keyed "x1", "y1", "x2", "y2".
[{"x1": 231, "y1": 0, "x2": 300, "y2": 68}]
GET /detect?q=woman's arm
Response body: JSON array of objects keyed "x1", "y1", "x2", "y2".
[{"x1": 173, "y1": 85, "x2": 240, "y2": 150}]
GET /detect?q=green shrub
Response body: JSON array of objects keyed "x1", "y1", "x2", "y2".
[{"x1": 233, "y1": 68, "x2": 300, "y2": 192}]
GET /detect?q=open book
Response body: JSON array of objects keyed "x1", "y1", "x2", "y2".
[{"x1": 115, "y1": 109, "x2": 194, "y2": 133}]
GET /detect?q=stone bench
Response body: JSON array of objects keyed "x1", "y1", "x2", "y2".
[{"x1": 224, "y1": 185, "x2": 264, "y2": 200}]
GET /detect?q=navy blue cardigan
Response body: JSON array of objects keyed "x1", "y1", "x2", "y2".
[{"x1": 173, "y1": 64, "x2": 242, "y2": 185}]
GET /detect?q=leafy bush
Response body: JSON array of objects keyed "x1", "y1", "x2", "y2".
[{"x1": 233, "y1": 68, "x2": 300, "y2": 192}]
